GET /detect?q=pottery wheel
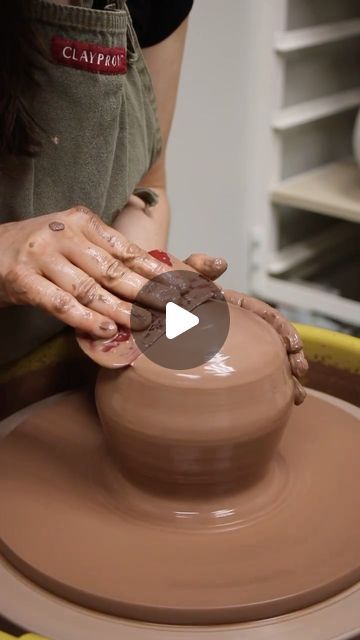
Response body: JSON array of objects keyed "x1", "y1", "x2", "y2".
[{"x1": 0, "y1": 390, "x2": 359, "y2": 626}]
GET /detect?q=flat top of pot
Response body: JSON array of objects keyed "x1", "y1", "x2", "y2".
[{"x1": 129, "y1": 304, "x2": 289, "y2": 389}]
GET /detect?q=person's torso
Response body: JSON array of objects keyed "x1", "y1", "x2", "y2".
[
  {"x1": 0, "y1": 0, "x2": 161, "y2": 227},
  {"x1": 0, "y1": 0, "x2": 161, "y2": 366}
]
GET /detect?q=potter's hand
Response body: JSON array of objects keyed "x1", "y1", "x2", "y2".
[
  {"x1": 224, "y1": 291, "x2": 308, "y2": 405},
  {"x1": 0, "y1": 207, "x2": 183, "y2": 339},
  {"x1": 184, "y1": 254, "x2": 228, "y2": 280}
]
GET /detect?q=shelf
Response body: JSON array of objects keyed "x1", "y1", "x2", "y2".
[
  {"x1": 271, "y1": 158, "x2": 360, "y2": 223},
  {"x1": 250, "y1": 225, "x2": 360, "y2": 326},
  {"x1": 305, "y1": 253, "x2": 360, "y2": 301},
  {"x1": 268, "y1": 222, "x2": 354, "y2": 275},
  {"x1": 272, "y1": 88, "x2": 360, "y2": 131},
  {"x1": 275, "y1": 18, "x2": 360, "y2": 53},
  {"x1": 251, "y1": 273, "x2": 360, "y2": 326}
]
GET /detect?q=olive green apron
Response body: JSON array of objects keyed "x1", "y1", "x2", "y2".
[{"x1": 0, "y1": 0, "x2": 161, "y2": 367}]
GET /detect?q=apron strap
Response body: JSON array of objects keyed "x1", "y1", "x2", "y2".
[
  {"x1": 94, "y1": 1, "x2": 138, "y2": 64},
  {"x1": 124, "y1": 3, "x2": 140, "y2": 64}
]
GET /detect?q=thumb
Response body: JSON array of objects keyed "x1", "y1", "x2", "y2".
[{"x1": 184, "y1": 253, "x2": 227, "y2": 280}]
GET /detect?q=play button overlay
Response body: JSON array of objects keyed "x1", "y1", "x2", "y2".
[
  {"x1": 130, "y1": 270, "x2": 230, "y2": 370},
  {"x1": 166, "y1": 302, "x2": 199, "y2": 339}
]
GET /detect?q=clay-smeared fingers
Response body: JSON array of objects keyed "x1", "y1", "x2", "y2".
[
  {"x1": 184, "y1": 254, "x2": 228, "y2": 280},
  {"x1": 75, "y1": 207, "x2": 181, "y2": 285},
  {"x1": 289, "y1": 351, "x2": 309, "y2": 379},
  {"x1": 62, "y1": 241, "x2": 179, "y2": 310},
  {"x1": 224, "y1": 290, "x2": 303, "y2": 354},
  {"x1": 293, "y1": 377, "x2": 306, "y2": 405},
  {"x1": 223, "y1": 289, "x2": 308, "y2": 403},
  {"x1": 21, "y1": 273, "x2": 119, "y2": 338},
  {"x1": 41, "y1": 255, "x2": 151, "y2": 331}
]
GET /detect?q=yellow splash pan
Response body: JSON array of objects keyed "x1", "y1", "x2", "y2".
[
  {"x1": 0, "y1": 635, "x2": 46, "y2": 640},
  {"x1": 295, "y1": 323, "x2": 359, "y2": 407},
  {"x1": 0, "y1": 323, "x2": 358, "y2": 419}
]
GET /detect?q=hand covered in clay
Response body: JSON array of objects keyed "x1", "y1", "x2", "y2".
[
  {"x1": 224, "y1": 290, "x2": 308, "y2": 405},
  {"x1": 0, "y1": 207, "x2": 186, "y2": 339}
]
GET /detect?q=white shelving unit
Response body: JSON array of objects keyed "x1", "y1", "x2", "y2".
[
  {"x1": 271, "y1": 158, "x2": 360, "y2": 223},
  {"x1": 274, "y1": 18, "x2": 360, "y2": 53},
  {"x1": 243, "y1": 0, "x2": 360, "y2": 327},
  {"x1": 272, "y1": 89, "x2": 360, "y2": 131}
]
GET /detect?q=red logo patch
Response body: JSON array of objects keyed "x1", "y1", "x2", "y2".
[{"x1": 51, "y1": 36, "x2": 127, "y2": 75}]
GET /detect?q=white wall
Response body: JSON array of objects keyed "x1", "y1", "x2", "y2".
[{"x1": 167, "y1": 0, "x2": 252, "y2": 289}]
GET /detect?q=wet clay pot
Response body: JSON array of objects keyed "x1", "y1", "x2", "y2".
[
  {"x1": 1, "y1": 315, "x2": 359, "y2": 628},
  {"x1": 0, "y1": 322, "x2": 359, "y2": 637},
  {"x1": 96, "y1": 303, "x2": 295, "y2": 495}
]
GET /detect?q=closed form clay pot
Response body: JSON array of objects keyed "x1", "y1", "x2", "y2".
[{"x1": 96, "y1": 303, "x2": 295, "y2": 494}]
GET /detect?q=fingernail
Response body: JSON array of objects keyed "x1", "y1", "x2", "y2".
[
  {"x1": 99, "y1": 321, "x2": 117, "y2": 333},
  {"x1": 174, "y1": 276, "x2": 189, "y2": 293},
  {"x1": 132, "y1": 306, "x2": 152, "y2": 329},
  {"x1": 205, "y1": 257, "x2": 224, "y2": 269},
  {"x1": 204, "y1": 257, "x2": 215, "y2": 266}
]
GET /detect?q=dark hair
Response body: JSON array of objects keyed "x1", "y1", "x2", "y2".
[{"x1": 0, "y1": 0, "x2": 42, "y2": 158}]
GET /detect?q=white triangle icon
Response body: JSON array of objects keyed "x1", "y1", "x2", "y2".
[{"x1": 165, "y1": 302, "x2": 199, "y2": 340}]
